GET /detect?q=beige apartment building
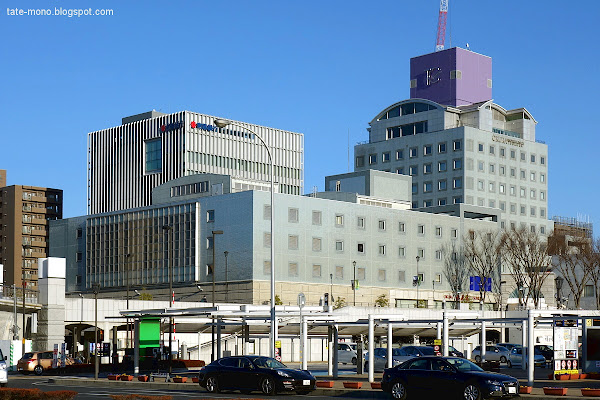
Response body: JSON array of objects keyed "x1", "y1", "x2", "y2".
[{"x1": 0, "y1": 180, "x2": 62, "y2": 290}]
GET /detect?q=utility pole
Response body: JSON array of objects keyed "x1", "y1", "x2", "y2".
[
  {"x1": 211, "y1": 230, "x2": 223, "y2": 362},
  {"x1": 22, "y1": 280, "x2": 26, "y2": 355},
  {"x1": 416, "y1": 256, "x2": 421, "y2": 308},
  {"x1": 224, "y1": 251, "x2": 229, "y2": 303},
  {"x1": 161, "y1": 225, "x2": 173, "y2": 379},
  {"x1": 352, "y1": 261, "x2": 357, "y2": 306},
  {"x1": 12, "y1": 284, "x2": 18, "y2": 340}
]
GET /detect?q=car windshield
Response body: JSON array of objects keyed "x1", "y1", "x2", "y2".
[
  {"x1": 497, "y1": 346, "x2": 508, "y2": 352},
  {"x1": 22, "y1": 352, "x2": 34, "y2": 359},
  {"x1": 349, "y1": 344, "x2": 357, "y2": 351},
  {"x1": 446, "y1": 358, "x2": 484, "y2": 372},
  {"x1": 392, "y1": 348, "x2": 404, "y2": 356},
  {"x1": 251, "y1": 357, "x2": 287, "y2": 369}
]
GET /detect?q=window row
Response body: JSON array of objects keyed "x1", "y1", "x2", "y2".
[
  {"x1": 500, "y1": 221, "x2": 547, "y2": 235},
  {"x1": 474, "y1": 143, "x2": 546, "y2": 165},
  {"x1": 470, "y1": 160, "x2": 546, "y2": 183},
  {"x1": 266, "y1": 262, "x2": 443, "y2": 284},
  {"x1": 357, "y1": 140, "x2": 462, "y2": 167},
  {"x1": 396, "y1": 159, "x2": 463, "y2": 175}
]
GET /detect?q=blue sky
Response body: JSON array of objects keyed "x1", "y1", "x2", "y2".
[{"x1": 1, "y1": 0, "x2": 598, "y2": 233}]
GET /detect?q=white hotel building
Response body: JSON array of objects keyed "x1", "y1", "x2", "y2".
[{"x1": 88, "y1": 110, "x2": 304, "y2": 214}]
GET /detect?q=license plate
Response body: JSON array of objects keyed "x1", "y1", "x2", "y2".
[
  {"x1": 303, "y1": 380, "x2": 310, "y2": 386},
  {"x1": 508, "y1": 387, "x2": 516, "y2": 394}
]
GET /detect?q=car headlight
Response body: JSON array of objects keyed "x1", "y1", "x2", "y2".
[
  {"x1": 277, "y1": 370, "x2": 291, "y2": 378},
  {"x1": 485, "y1": 379, "x2": 503, "y2": 386}
]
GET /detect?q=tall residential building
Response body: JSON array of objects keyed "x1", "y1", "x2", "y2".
[
  {"x1": 0, "y1": 170, "x2": 6, "y2": 188},
  {"x1": 354, "y1": 47, "x2": 550, "y2": 234},
  {"x1": 88, "y1": 110, "x2": 304, "y2": 214},
  {"x1": 0, "y1": 185, "x2": 62, "y2": 290}
]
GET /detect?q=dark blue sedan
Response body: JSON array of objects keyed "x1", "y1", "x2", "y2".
[
  {"x1": 381, "y1": 356, "x2": 519, "y2": 400},
  {"x1": 198, "y1": 355, "x2": 316, "y2": 395}
]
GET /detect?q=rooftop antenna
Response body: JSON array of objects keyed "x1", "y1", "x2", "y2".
[
  {"x1": 347, "y1": 128, "x2": 350, "y2": 172},
  {"x1": 466, "y1": 43, "x2": 470, "y2": 51},
  {"x1": 435, "y1": 0, "x2": 449, "y2": 51}
]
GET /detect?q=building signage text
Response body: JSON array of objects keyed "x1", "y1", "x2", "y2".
[
  {"x1": 160, "y1": 121, "x2": 182, "y2": 133},
  {"x1": 190, "y1": 121, "x2": 217, "y2": 131},
  {"x1": 492, "y1": 134, "x2": 524, "y2": 148}
]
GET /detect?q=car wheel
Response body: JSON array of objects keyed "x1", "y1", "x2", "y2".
[
  {"x1": 34, "y1": 365, "x2": 43, "y2": 376},
  {"x1": 205, "y1": 376, "x2": 220, "y2": 393},
  {"x1": 463, "y1": 383, "x2": 482, "y2": 400},
  {"x1": 352, "y1": 357, "x2": 357, "y2": 365},
  {"x1": 391, "y1": 380, "x2": 408, "y2": 400},
  {"x1": 474, "y1": 355, "x2": 481, "y2": 363},
  {"x1": 507, "y1": 360, "x2": 512, "y2": 368},
  {"x1": 260, "y1": 376, "x2": 276, "y2": 395},
  {"x1": 500, "y1": 356, "x2": 507, "y2": 363}
]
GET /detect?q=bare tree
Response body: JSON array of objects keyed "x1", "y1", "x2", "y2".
[
  {"x1": 463, "y1": 230, "x2": 502, "y2": 305},
  {"x1": 581, "y1": 238, "x2": 600, "y2": 309},
  {"x1": 501, "y1": 227, "x2": 553, "y2": 309},
  {"x1": 442, "y1": 241, "x2": 469, "y2": 309},
  {"x1": 551, "y1": 232, "x2": 591, "y2": 309}
]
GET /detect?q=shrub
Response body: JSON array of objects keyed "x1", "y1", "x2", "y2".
[
  {"x1": 44, "y1": 391, "x2": 78, "y2": 400},
  {"x1": 0, "y1": 388, "x2": 43, "y2": 400}
]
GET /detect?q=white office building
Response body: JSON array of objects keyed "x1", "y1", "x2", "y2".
[{"x1": 88, "y1": 110, "x2": 304, "y2": 214}]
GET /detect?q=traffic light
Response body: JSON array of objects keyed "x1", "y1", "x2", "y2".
[{"x1": 324, "y1": 293, "x2": 329, "y2": 306}]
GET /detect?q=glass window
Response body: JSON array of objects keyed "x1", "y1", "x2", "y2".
[
  {"x1": 412, "y1": 183, "x2": 418, "y2": 194},
  {"x1": 288, "y1": 262, "x2": 298, "y2": 277},
  {"x1": 438, "y1": 142, "x2": 447, "y2": 153},
  {"x1": 263, "y1": 261, "x2": 271, "y2": 275},
  {"x1": 424, "y1": 182, "x2": 432, "y2": 192},
  {"x1": 521, "y1": 152, "x2": 526, "y2": 161},
  {"x1": 399, "y1": 222, "x2": 406, "y2": 232},
  {"x1": 453, "y1": 177, "x2": 462, "y2": 188},
  {"x1": 438, "y1": 198, "x2": 447, "y2": 206},
  {"x1": 378, "y1": 220, "x2": 386, "y2": 230},
  {"x1": 438, "y1": 180, "x2": 447, "y2": 190},
  {"x1": 369, "y1": 154, "x2": 377, "y2": 164},
  {"x1": 207, "y1": 210, "x2": 215, "y2": 222},
  {"x1": 356, "y1": 156, "x2": 365, "y2": 167},
  {"x1": 396, "y1": 167, "x2": 404, "y2": 174},
  {"x1": 399, "y1": 247, "x2": 406, "y2": 257},
  {"x1": 409, "y1": 147, "x2": 418, "y2": 158},
  {"x1": 312, "y1": 237, "x2": 322, "y2": 251},
  {"x1": 357, "y1": 243, "x2": 365, "y2": 253},
  {"x1": 379, "y1": 245, "x2": 386, "y2": 255},
  {"x1": 357, "y1": 217, "x2": 365, "y2": 229},
  {"x1": 540, "y1": 156, "x2": 546, "y2": 165},
  {"x1": 435, "y1": 226, "x2": 442, "y2": 237},
  {"x1": 409, "y1": 165, "x2": 418, "y2": 176},
  {"x1": 335, "y1": 214, "x2": 344, "y2": 226},
  {"x1": 312, "y1": 211, "x2": 322, "y2": 225},
  {"x1": 531, "y1": 154, "x2": 536, "y2": 163},
  {"x1": 489, "y1": 146, "x2": 495, "y2": 155},
  {"x1": 478, "y1": 161, "x2": 484, "y2": 171},
  {"x1": 438, "y1": 161, "x2": 447, "y2": 172},
  {"x1": 453, "y1": 140, "x2": 462, "y2": 151},
  {"x1": 357, "y1": 267, "x2": 366, "y2": 280},
  {"x1": 312, "y1": 264, "x2": 321, "y2": 278},
  {"x1": 500, "y1": 147, "x2": 506, "y2": 157},
  {"x1": 335, "y1": 241, "x2": 343, "y2": 251},
  {"x1": 335, "y1": 266, "x2": 344, "y2": 279},
  {"x1": 378, "y1": 269, "x2": 386, "y2": 281},
  {"x1": 424, "y1": 145, "x2": 432, "y2": 156},
  {"x1": 145, "y1": 139, "x2": 162, "y2": 173},
  {"x1": 478, "y1": 143, "x2": 484, "y2": 152},
  {"x1": 382, "y1": 152, "x2": 391, "y2": 162},
  {"x1": 288, "y1": 208, "x2": 299, "y2": 223},
  {"x1": 424, "y1": 163, "x2": 432, "y2": 174},
  {"x1": 489, "y1": 164, "x2": 495, "y2": 173},
  {"x1": 540, "y1": 173, "x2": 546, "y2": 183},
  {"x1": 398, "y1": 270, "x2": 405, "y2": 281},
  {"x1": 396, "y1": 149, "x2": 404, "y2": 160},
  {"x1": 288, "y1": 235, "x2": 299, "y2": 250},
  {"x1": 585, "y1": 285, "x2": 594, "y2": 297},
  {"x1": 453, "y1": 159, "x2": 462, "y2": 170},
  {"x1": 510, "y1": 150, "x2": 516, "y2": 159},
  {"x1": 451, "y1": 229, "x2": 458, "y2": 238},
  {"x1": 418, "y1": 224, "x2": 425, "y2": 234}
]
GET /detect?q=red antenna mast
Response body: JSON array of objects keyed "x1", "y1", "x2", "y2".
[{"x1": 436, "y1": 0, "x2": 448, "y2": 51}]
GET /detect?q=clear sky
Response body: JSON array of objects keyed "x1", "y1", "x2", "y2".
[{"x1": 1, "y1": 0, "x2": 598, "y2": 234}]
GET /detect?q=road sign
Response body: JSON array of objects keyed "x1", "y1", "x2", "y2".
[
  {"x1": 434, "y1": 339, "x2": 442, "y2": 346},
  {"x1": 470, "y1": 277, "x2": 492, "y2": 292}
]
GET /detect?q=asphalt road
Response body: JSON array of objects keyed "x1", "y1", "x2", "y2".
[{"x1": 8, "y1": 376, "x2": 334, "y2": 400}]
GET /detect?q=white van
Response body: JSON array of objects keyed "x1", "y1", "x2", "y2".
[
  {"x1": 337, "y1": 342, "x2": 358, "y2": 365},
  {"x1": 0, "y1": 348, "x2": 7, "y2": 386}
]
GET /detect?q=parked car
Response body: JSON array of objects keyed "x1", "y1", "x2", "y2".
[
  {"x1": 471, "y1": 345, "x2": 510, "y2": 363},
  {"x1": 534, "y1": 344, "x2": 553, "y2": 362},
  {"x1": 364, "y1": 348, "x2": 404, "y2": 372},
  {"x1": 197, "y1": 356, "x2": 316, "y2": 395},
  {"x1": 507, "y1": 346, "x2": 546, "y2": 368},
  {"x1": 427, "y1": 345, "x2": 464, "y2": 358},
  {"x1": 17, "y1": 351, "x2": 75, "y2": 375},
  {"x1": 381, "y1": 356, "x2": 520, "y2": 400},
  {"x1": 337, "y1": 342, "x2": 358, "y2": 365},
  {"x1": 496, "y1": 343, "x2": 520, "y2": 352},
  {"x1": 0, "y1": 348, "x2": 7, "y2": 387}
]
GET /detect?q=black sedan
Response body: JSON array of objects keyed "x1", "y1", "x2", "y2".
[
  {"x1": 197, "y1": 355, "x2": 316, "y2": 395},
  {"x1": 381, "y1": 356, "x2": 519, "y2": 400}
]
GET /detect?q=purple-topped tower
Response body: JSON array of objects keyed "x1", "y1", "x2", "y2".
[{"x1": 409, "y1": 47, "x2": 492, "y2": 107}]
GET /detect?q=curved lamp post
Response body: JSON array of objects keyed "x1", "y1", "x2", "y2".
[{"x1": 214, "y1": 118, "x2": 277, "y2": 358}]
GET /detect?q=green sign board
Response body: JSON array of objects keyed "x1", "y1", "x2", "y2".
[{"x1": 139, "y1": 319, "x2": 160, "y2": 349}]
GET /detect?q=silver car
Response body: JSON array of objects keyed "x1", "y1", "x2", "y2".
[
  {"x1": 363, "y1": 348, "x2": 405, "y2": 372},
  {"x1": 471, "y1": 345, "x2": 510, "y2": 363},
  {"x1": 507, "y1": 346, "x2": 546, "y2": 368},
  {"x1": 337, "y1": 342, "x2": 358, "y2": 365}
]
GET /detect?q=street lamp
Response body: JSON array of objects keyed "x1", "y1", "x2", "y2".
[
  {"x1": 352, "y1": 261, "x2": 357, "y2": 306},
  {"x1": 555, "y1": 276, "x2": 564, "y2": 308},
  {"x1": 126, "y1": 253, "x2": 131, "y2": 350},
  {"x1": 415, "y1": 256, "x2": 421, "y2": 308},
  {"x1": 214, "y1": 118, "x2": 277, "y2": 358},
  {"x1": 211, "y1": 230, "x2": 223, "y2": 362},
  {"x1": 330, "y1": 273, "x2": 334, "y2": 306},
  {"x1": 161, "y1": 225, "x2": 173, "y2": 377},
  {"x1": 93, "y1": 283, "x2": 100, "y2": 380}
]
